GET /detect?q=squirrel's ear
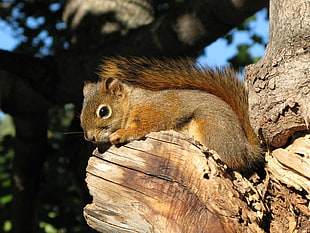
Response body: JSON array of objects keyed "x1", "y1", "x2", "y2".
[
  {"x1": 83, "y1": 82, "x2": 96, "y2": 97},
  {"x1": 101, "y1": 77, "x2": 124, "y2": 97}
]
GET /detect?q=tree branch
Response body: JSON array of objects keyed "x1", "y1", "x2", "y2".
[
  {"x1": 94, "y1": 0, "x2": 269, "y2": 56},
  {"x1": 0, "y1": 50, "x2": 57, "y2": 100},
  {"x1": 245, "y1": 0, "x2": 309, "y2": 146},
  {"x1": 0, "y1": 0, "x2": 268, "y2": 106}
]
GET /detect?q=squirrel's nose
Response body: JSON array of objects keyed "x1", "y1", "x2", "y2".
[{"x1": 84, "y1": 131, "x2": 96, "y2": 142}]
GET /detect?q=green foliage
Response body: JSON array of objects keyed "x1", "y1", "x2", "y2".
[
  {"x1": 36, "y1": 104, "x2": 91, "y2": 232},
  {"x1": 3, "y1": 220, "x2": 12, "y2": 232},
  {"x1": 0, "y1": 114, "x2": 14, "y2": 233},
  {"x1": 0, "y1": 106, "x2": 92, "y2": 233},
  {"x1": 0, "y1": 1, "x2": 66, "y2": 56},
  {"x1": 228, "y1": 44, "x2": 256, "y2": 69},
  {"x1": 224, "y1": 10, "x2": 268, "y2": 69}
]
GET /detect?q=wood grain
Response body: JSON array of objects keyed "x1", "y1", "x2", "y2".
[{"x1": 83, "y1": 131, "x2": 266, "y2": 233}]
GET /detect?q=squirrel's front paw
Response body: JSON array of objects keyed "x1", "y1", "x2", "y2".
[{"x1": 109, "y1": 130, "x2": 129, "y2": 145}]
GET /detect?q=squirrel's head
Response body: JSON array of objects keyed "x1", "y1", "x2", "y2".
[{"x1": 80, "y1": 77, "x2": 129, "y2": 143}]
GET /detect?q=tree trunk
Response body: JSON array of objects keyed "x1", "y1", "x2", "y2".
[
  {"x1": 84, "y1": 131, "x2": 267, "y2": 233},
  {"x1": 245, "y1": 0, "x2": 310, "y2": 147},
  {"x1": 83, "y1": 131, "x2": 310, "y2": 232},
  {"x1": 12, "y1": 112, "x2": 48, "y2": 233}
]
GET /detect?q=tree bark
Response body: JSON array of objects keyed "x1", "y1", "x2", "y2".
[
  {"x1": 84, "y1": 131, "x2": 268, "y2": 233},
  {"x1": 83, "y1": 131, "x2": 310, "y2": 232},
  {"x1": 245, "y1": 0, "x2": 310, "y2": 147},
  {"x1": 12, "y1": 112, "x2": 48, "y2": 233},
  {"x1": 264, "y1": 133, "x2": 310, "y2": 232}
]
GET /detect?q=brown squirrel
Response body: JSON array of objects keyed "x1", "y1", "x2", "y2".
[{"x1": 81, "y1": 57, "x2": 263, "y2": 172}]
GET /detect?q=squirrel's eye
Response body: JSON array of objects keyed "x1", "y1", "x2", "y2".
[{"x1": 96, "y1": 105, "x2": 111, "y2": 119}]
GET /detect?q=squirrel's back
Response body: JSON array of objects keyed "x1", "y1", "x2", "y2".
[
  {"x1": 99, "y1": 57, "x2": 260, "y2": 148},
  {"x1": 82, "y1": 57, "x2": 264, "y2": 172}
]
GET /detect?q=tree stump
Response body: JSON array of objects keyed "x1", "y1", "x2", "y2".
[
  {"x1": 83, "y1": 131, "x2": 310, "y2": 232},
  {"x1": 83, "y1": 131, "x2": 268, "y2": 233}
]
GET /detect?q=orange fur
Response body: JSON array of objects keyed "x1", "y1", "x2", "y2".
[{"x1": 81, "y1": 57, "x2": 263, "y2": 172}]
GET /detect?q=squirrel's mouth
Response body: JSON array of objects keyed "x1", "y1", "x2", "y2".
[{"x1": 95, "y1": 130, "x2": 112, "y2": 143}]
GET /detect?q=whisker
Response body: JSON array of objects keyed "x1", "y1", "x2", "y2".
[{"x1": 61, "y1": 132, "x2": 84, "y2": 135}]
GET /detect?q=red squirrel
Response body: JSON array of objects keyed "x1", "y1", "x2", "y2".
[{"x1": 80, "y1": 57, "x2": 263, "y2": 172}]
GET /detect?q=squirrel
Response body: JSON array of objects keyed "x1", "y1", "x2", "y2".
[{"x1": 80, "y1": 57, "x2": 263, "y2": 172}]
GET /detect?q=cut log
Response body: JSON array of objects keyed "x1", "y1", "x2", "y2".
[{"x1": 83, "y1": 131, "x2": 267, "y2": 233}]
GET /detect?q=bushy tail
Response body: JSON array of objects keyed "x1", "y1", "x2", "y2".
[{"x1": 99, "y1": 57, "x2": 260, "y2": 150}]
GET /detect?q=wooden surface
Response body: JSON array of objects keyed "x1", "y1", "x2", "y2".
[
  {"x1": 83, "y1": 131, "x2": 267, "y2": 233},
  {"x1": 84, "y1": 131, "x2": 310, "y2": 232}
]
